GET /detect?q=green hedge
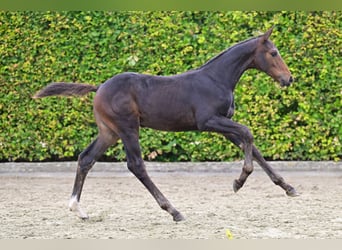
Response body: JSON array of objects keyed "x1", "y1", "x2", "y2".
[{"x1": 0, "y1": 11, "x2": 341, "y2": 162}]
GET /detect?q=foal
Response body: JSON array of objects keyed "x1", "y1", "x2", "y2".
[{"x1": 34, "y1": 28, "x2": 297, "y2": 222}]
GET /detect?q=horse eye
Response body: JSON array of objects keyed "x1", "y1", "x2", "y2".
[{"x1": 271, "y1": 51, "x2": 278, "y2": 57}]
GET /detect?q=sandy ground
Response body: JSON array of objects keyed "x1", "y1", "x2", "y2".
[{"x1": 0, "y1": 162, "x2": 341, "y2": 239}]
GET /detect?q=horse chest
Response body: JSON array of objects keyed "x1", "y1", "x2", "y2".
[{"x1": 217, "y1": 94, "x2": 235, "y2": 119}]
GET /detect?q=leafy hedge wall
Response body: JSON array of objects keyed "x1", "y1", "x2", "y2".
[{"x1": 0, "y1": 11, "x2": 341, "y2": 162}]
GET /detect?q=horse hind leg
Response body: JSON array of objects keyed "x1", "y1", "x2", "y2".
[
  {"x1": 69, "y1": 132, "x2": 118, "y2": 219},
  {"x1": 119, "y1": 130, "x2": 185, "y2": 222}
]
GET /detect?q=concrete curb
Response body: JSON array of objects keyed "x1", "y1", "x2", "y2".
[{"x1": 1, "y1": 161, "x2": 341, "y2": 175}]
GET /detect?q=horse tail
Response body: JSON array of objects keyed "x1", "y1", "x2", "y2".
[{"x1": 33, "y1": 82, "x2": 99, "y2": 99}]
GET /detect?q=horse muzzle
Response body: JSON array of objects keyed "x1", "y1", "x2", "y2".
[{"x1": 279, "y1": 75, "x2": 294, "y2": 87}]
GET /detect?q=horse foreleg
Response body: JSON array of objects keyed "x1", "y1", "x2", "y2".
[
  {"x1": 224, "y1": 133, "x2": 298, "y2": 196},
  {"x1": 252, "y1": 146, "x2": 298, "y2": 196},
  {"x1": 69, "y1": 134, "x2": 118, "y2": 219},
  {"x1": 223, "y1": 132, "x2": 254, "y2": 193},
  {"x1": 201, "y1": 116, "x2": 254, "y2": 193}
]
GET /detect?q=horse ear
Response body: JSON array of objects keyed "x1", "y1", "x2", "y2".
[{"x1": 262, "y1": 26, "x2": 274, "y2": 42}]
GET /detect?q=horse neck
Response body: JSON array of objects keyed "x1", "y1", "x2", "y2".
[{"x1": 199, "y1": 37, "x2": 258, "y2": 91}]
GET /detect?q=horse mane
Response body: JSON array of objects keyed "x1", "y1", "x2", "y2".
[{"x1": 197, "y1": 35, "x2": 260, "y2": 70}]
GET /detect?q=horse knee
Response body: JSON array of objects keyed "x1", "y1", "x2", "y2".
[
  {"x1": 243, "y1": 164, "x2": 254, "y2": 175},
  {"x1": 240, "y1": 125, "x2": 253, "y2": 144},
  {"x1": 127, "y1": 159, "x2": 147, "y2": 179}
]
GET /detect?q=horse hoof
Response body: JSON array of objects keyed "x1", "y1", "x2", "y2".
[
  {"x1": 70, "y1": 209, "x2": 89, "y2": 220},
  {"x1": 80, "y1": 215, "x2": 89, "y2": 220},
  {"x1": 69, "y1": 197, "x2": 89, "y2": 219},
  {"x1": 286, "y1": 187, "x2": 299, "y2": 197},
  {"x1": 233, "y1": 179, "x2": 242, "y2": 193},
  {"x1": 173, "y1": 212, "x2": 185, "y2": 222}
]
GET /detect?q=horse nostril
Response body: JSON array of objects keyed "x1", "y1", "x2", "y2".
[{"x1": 289, "y1": 76, "x2": 294, "y2": 83}]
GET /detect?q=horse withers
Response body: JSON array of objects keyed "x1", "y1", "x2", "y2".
[{"x1": 34, "y1": 27, "x2": 297, "y2": 222}]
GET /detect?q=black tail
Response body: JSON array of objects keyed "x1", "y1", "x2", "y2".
[{"x1": 33, "y1": 82, "x2": 99, "y2": 99}]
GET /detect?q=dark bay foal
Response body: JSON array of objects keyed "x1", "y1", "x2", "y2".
[{"x1": 34, "y1": 27, "x2": 297, "y2": 222}]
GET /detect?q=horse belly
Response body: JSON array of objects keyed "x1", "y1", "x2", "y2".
[{"x1": 139, "y1": 108, "x2": 197, "y2": 132}]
